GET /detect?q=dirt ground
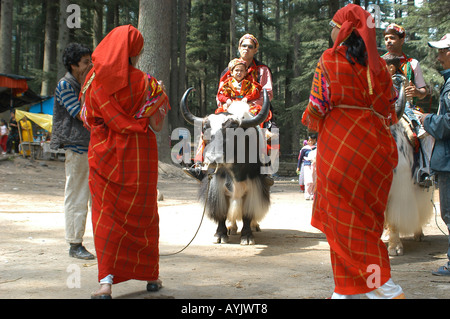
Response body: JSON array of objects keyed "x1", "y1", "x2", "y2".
[{"x1": 0, "y1": 154, "x2": 449, "y2": 301}]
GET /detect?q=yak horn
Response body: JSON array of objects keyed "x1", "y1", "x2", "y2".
[
  {"x1": 180, "y1": 87, "x2": 203, "y2": 125},
  {"x1": 240, "y1": 89, "x2": 270, "y2": 128},
  {"x1": 395, "y1": 81, "x2": 406, "y2": 119}
]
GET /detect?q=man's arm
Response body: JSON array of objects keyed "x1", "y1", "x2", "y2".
[
  {"x1": 421, "y1": 113, "x2": 450, "y2": 140},
  {"x1": 405, "y1": 60, "x2": 428, "y2": 100},
  {"x1": 55, "y1": 80, "x2": 82, "y2": 120}
]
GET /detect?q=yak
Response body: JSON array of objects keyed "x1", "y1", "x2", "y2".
[
  {"x1": 384, "y1": 75, "x2": 435, "y2": 256},
  {"x1": 180, "y1": 88, "x2": 273, "y2": 245}
]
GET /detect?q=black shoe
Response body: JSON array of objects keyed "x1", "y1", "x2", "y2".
[
  {"x1": 69, "y1": 244, "x2": 95, "y2": 260},
  {"x1": 146, "y1": 280, "x2": 162, "y2": 292},
  {"x1": 183, "y1": 166, "x2": 205, "y2": 182}
]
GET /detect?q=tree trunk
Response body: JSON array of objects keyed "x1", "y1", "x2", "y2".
[
  {"x1": 93, "y1": 0, "x2": 103, "y2": 48},
  {"x1": 243, "y1": 1, "x2": 249, "y2": 32},
  {"x1": 283, "y1": 0, "x2": 294, "y2": 155},
  {"x1": 257, "y1": 0, "x2": 264, "y2": 62},
  {"x1": 41, "y1": 0, "x2": 57, "y2": 96},
  {"x1": 138, "y1": 0, "x2": 173, "y2": 162},
  {"x1": 230, "y1": 0, "x2": 236, "y2": 61},
  {"x1": 177, "y1": 0, "x2": 188, "y2": 124},
  {"x1": 198, "y1": 2, "x2": 207, "y2": 116},
  {"x1": 169, "y1": 0, "x2": 179, "y2": 129},
  {"x1": 57, "y1": 0, "x2": 70, "y2": 80},
  {"x1": 105, "y1": 0, "x2": 118, "y2": 33},
  {"x1": 0, "y1": 0, "x2": 13, "y2": 74},
  {"x1": 329, "y1": 0, "x2": 340, "y2": 47},
  {"x1": 14, "y1": 0, "x2": 23, "y2": 74}
]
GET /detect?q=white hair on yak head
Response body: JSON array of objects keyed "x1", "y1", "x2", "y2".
[{"x1": 227, "y1": 100, "x2": 251, "y2": 120}]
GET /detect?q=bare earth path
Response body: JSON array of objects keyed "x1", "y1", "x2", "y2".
[{"x1": 0, "y1": 155, "x2": 449, "y2": 302}]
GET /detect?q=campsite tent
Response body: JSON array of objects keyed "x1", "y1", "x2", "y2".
[
  {"x1": 0, "y1": 73, "x2": 42, "y2": 113},
  {"x1": 29, "y1": 97, "x2": 54, "y2": 115},
  {"x1": 15, "y1": 109, "x2": 52, "y2": 133}
]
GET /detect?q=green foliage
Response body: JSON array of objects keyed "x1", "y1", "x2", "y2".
[{"x1": 6, "y1": 0, "x2": 449, "y2": 155}]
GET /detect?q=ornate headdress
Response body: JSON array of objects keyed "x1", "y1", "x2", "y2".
[
  {"x1": 384, "y1": 23, "x2": 406, "y2": 38},
  {"x1": 228, "y1": 58, "x2": 247, "y2": 71},
  {"x1": 239, "y1": 34, "x2": 259, "y2": 49}
]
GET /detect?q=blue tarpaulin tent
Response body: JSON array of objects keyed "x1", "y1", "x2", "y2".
[{"x1": 29, "y1": 97, "x2": 53, "y2": 115}]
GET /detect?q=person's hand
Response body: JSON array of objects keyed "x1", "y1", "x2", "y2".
[
  {"x1": 418, "y1": 113, "x2": 429, "y2": 124},
  {"x1": 405, "y1": 81, "x2": 417, "y2": 97},
  {"x1": 80, "y1": 62, "x2": 93, "y2": 85},
  {"x1": 405, "y1": 81, "x2": 427, "y2": 99},
  {"x1": 158, "y1": 80, "x2": 166, "y2": 92}
]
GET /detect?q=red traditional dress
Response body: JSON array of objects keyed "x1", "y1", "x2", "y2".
[
  {"x1": 81, "y1": 25, "x2": 170, "y2": 284},
  {"x1": 215, "y1": 77, "x2": 265, "y2": 119},
  {"x1": 216, "y1": 77, "x2": 262, "y2": 105},
  {"x1": 302, "y1": 5, "x2": 399, "y2": 296}
]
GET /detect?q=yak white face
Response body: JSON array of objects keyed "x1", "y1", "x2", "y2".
[
  {"x1": 202, "y1": 101, "x2": 262, "y2": 165},
  {"x1": 227, "y1": 101, "x2": 251, "y2": 120},
  {"x1": 206, "y1": 101, "x2": 251, "y2": 137}
]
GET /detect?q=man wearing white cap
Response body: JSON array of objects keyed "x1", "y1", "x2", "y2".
[{"x1": 419, "y1": 33, "x2": 450, "y2": 276}]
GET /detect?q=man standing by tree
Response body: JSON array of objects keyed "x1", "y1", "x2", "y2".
[
  {"x1": 51, "y1": 43, "x2": 95, "y2": 260},
  {"x1": 420, "y1": 34, "x2": 450, "y2": 276}
]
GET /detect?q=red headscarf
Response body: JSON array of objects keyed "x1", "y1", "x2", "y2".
[
  {"x1": 331, "y1": 4, "x2": 381, "y2": 94},
  {"x1": 82, "y1": 25, "x2": 152, "y2": 135},
  {"x1": 91, "y1": 25, "x2": 144, "y2": 96}
]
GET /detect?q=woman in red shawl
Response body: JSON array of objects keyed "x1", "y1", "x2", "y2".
[
  {"x1": 81, "y1": 25, "x2": 170, "y2": 299},
  {"x1": 302, "y1": 4, "x2": 405, "y2": 299}
]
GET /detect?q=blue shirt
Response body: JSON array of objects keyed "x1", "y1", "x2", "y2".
[{"x1": 423, "y1": 68, "x2": 450, "y2": 173}]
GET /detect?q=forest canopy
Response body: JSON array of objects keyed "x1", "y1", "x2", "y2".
[{"x1": 1, "y1": 0, "x2": 449, "y2": 158}]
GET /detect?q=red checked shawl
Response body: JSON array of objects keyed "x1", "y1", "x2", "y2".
[
  {"x1": 82, "y1": 64, "x2": 169, "y2": 284},
  {"x1": 302, "y1": 46, "x2": 398, "y2": 295}
]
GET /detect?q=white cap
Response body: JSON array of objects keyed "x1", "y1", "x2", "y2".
[{"x1": 428, "y1": 33, "x2": 450, "y2": 49}]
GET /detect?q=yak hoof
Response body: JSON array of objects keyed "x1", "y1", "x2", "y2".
[
  {"x1": 227, "y1": 226, "x2": 238, "y2": 236},
  {"x1": 240, "y1": 234, "x2": 255, "y2": 245},
  {"x1": 251, "y1": 222, "x2": 261, "y2": 232},
  {"x1": 388, "y1": 244, "x2": 404, "y2": 256},
  {"x1": 414, "y1": 231, "x2": 424, "y2": 242},
  {"x1": 214, "y1": 233, "x2": 229, "y2": 244}
]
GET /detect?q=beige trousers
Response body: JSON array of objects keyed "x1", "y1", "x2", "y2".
[{"x1": 64, "y1": 150, "x2": 90, "y2": 244}]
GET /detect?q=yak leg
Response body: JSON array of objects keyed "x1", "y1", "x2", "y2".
[
  {"x1": 214, "y1": 219, "x2": 229, "y2": 244},
  {"x1": 251, "y1": 220, "x2": 261, "y2": 232},
  {"x1": 387, "y1": 225, "x2": 404, "y2": 256},
  {"x1": 240, "y1": 216, "x2": 255, "y2": 245},
  {"x1": 228, "y1": 218, "x2": 238, "y2": 235},
  {"x1": 414, "y1": 229, "x2": 424, "y2": 242}
]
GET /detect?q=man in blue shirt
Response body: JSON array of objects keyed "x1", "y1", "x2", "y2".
[
  {"x1": 420, "y1": 33, "x2": 450, "y2": 276},
  {"x1": 51, "y1": 43, "x2": 94, "y2": 260}
]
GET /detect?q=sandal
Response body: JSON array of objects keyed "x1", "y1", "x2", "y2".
[
  {"x1": 146, "y1": 279, "x2": 162, "y2": 292},
  {"x1": 91, "y1": 293, "x2": 112, "y2": 299},
  {"x1": 91, "y1": 284, "x2": 112, "y2": 299},
  {"x1": 432, "y1": 264, "x2": 450, "y2": 276}
]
